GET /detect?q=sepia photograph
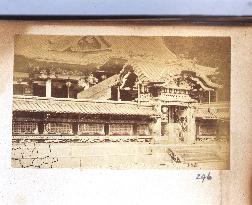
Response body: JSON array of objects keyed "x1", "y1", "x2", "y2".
[
  {"x1": 1, "y1": 18, "x2": 252, "y2": 204},
  {"x1": 11, "y1": 35, "x2": 230, "y2": 169}
]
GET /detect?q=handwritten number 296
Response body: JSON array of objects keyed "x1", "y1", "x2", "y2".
[{"x1": 196, "y1": 172, "x2": 212, "y2": 183}]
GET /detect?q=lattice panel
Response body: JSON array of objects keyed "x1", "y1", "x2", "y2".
[
  {"x1": 137, "y1": 124, "x2": 150, "y2": 136},
  {"x1": 79, "y1": 123, "x2": 104, "y2": 135},
  {"x1": 45, "y1": 123, "x2": 72, "y2": 134},
  {"x1": 139, "y1": 93, "x2": 151, "y2": 101},
  {"x1": 109, "y1": 124, "x2": 133, "y2": 136},
  {"x1": 199, "y1": 125, "x2": 217, "y2": 136},
  {"x1": 13, "y1": 122, "x2": 37, "y2": 134}
]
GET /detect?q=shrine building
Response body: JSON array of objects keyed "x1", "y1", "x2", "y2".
[{"x1": 12, "y1": 36, "x2": 230, "y2": 144}]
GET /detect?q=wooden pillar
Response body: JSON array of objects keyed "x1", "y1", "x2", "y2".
[
  {"x1": 208, "y1": 90, "x2": 211, "y2": 104},
  {"x1": 185, "y1": 106, "x2": 196, "y2": 144},
  {"x1": 133, "y1": 124, "x2": 138, "y2": 135},
  {"x1": 137, "y1": 83, "x2": 141, "y2": 106},
  {"x1": 77, "y1": 123, "x2": 81, "y2": 135},
  {"x1": 46, "y1": 79, "x2": 52, "y2": 98},
  {"x1": 66, "y1": 81, "x2": 72, "y2": 98},
  {"x1": 150, "y1": 102, "x2": 162, "y2": 143},
  {"x1": 37, "y1": 121, "x2": 44, "y2": 134},
  {"x1": 100, "y1": 124, "x2": 105, "y2": 136},
  {"x1": 43, "y1": 122, "x2": 48, "y2": 134},
  {"x1": 166, "y1": 123, "x2": 178, "y2": 144},
  {"x1": 34, "y1": 123, "x2": 39, "y2": 134},
  {"x1": 117, "y1": 86, "x2": 121, "y2": 101},
  {"x1": 69, "y1": 123, "x2": 73, "y2": 135},
  {"x1": 67, "y1": 86, "x2": 70, "y2": 98},
  {"x1": 104, "y1": 123, "x2": 109, "y2": 135},
  {"x1": 151, "y1": 117, "x2": 162, "y2": 141},
  {"x1": 130, "y1": 125, "x2": 134, "y2": 136}
]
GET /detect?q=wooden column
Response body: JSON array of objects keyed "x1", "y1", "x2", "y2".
[
  {"x1": 77, "y1": 123, "x2": 81, "y2": 135},
  {"x1": 46, "y1": 79, "x2": 52, "y2": 98},
  {"x1": 43, "y1": 123, "x2": 48, "y2": 134},
  {"x1": 117, "y1": 86, "x2": 121, "y2": 101},
  {"x1": 104, "y1": 123, "x2": 109, "y2": 135},
  {"x1": 137, "y1": 83, "x2": 141, "y2": 106},
  {"x1": 66, "y1": 81, "x2": 72, "y2": 98},
  {"x1": 185, "y1": 106, "x2": 196, "y2": 144},
  {"x1": 151, "y1": 117, "x2": 162, "y2": 141},
  {"x1": 34, "y1": 124, "x2": 39, "y2": 134},
  {"x1": 208, "y1": 90, "x2": 211, "y2": 104},
  {"x1": 133, "y1": 124, "x2": 138, "y2": 135},
  {"x1": 149, "y1": 102, "x2": 162, "y2": 142}
]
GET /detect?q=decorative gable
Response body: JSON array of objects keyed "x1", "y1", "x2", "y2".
[{"x1": 48, "y1": 36, "x2": 111, "y2": 53}]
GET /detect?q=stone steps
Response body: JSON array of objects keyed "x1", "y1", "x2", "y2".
[
  {"x1": 11, "y1": 142, "x2": 228, "y2": 169},
  {"x1": 169, "y1": 146, "x2": 222, "y2": 163}
]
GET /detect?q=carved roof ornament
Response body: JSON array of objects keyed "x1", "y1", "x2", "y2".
[
  {"x1": 66, "y1": 81, "x2": 72, "y2": 88},
  {"x1": 86, "y1": 73, "x2": 98, "y2": 87},
  {"x1": 77, "y1": 78, "x2": 88, "y2": 88},
  {"x1": 39, "y1": 69, "x2": 49, "y2": 79},
  {"x1": 162, "y1": 76, "x2": 192, "y2": 90},
  {"x1": 47, "y1": 36, "x2": 111, "y2": 53}
]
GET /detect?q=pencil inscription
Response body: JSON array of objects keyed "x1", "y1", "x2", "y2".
[{"x1": 196, "y1": 172, "x2": 212, "y2": 183}]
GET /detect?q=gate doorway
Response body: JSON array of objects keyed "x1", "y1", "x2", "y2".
[{"x1": 161, "y1": 105, "x2": 188, "y2": 144}]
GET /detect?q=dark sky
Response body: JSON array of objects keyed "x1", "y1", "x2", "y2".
[{"x1": 164, "y1": 37, "x2": 231, "y2": 100}]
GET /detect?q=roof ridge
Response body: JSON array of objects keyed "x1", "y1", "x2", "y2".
[
  {"x1": 13, "y1": 95, "x2": 153, "y2": 106},
  {"x1": 77, "y1": 74, "x2": 118, "y2": 99}
]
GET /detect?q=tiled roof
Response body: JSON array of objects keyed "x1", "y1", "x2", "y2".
[
  {"x1": 195, "y1": 108, "x2": 218, "y2": 119},
  {"x1": 15, "y1": 36, "x2": 176, "y2": 62},
  {"x1": 14, "y1": 35, "x2": 219, "y2": 88},
  {"x1": 14, "y1": 36, "x2": 175, "y2": 68},
  {"x1": 195, "y1": 102, "x2": 230, "y2": 120},
  {"x1": 215, "y1": 110, "x2": 230, "y2": 119},
  {"x1": 105, "y1": 36, "x2": 177, "y2": 60},
  {"x1": 13, "y1": 96, "x2": 155, "y2": 116},
  {"x1": 77, "y1": 74, "x2": 118, "y2": 100},
  {"x1": 124, "y1": 58, "x2": 219, "y2": 88}
]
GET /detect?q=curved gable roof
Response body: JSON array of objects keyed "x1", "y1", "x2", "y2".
[
  {"x1": 14, "y1": 35, "x2": 219, "y2": 89},
  {"x1": 122, "y1": 58, "x2": 219, "y2": 88}
]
